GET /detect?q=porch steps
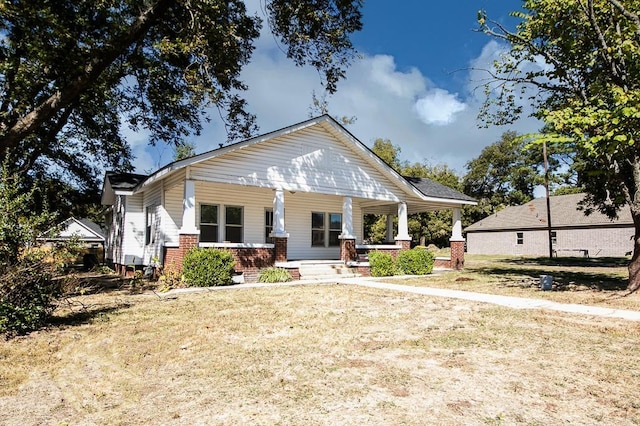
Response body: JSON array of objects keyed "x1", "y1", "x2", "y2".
[{"x1": 297, "y1": 262, "x2": 361, "y2": 280}]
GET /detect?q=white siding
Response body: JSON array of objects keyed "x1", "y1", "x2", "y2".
[
  {"x1": 189, "y1": 127, "x2": 401, "y2": 201},
  {"x1": 163, "y1": 183, "x2": 183, "y2": 245},
  {"x1": 141, "y1": 181, "x2": 163, "y2": 265},
  {"x1": 121, "y1": 194, "x2": 144, "y2": 264}
]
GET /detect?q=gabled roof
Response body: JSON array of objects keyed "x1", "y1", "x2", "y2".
[
  {"x1": 465, "y1": 193, "x2": 633, "y2": 232},
  {"x1": 102, "y1": 115, "x2": 475, "y2": 209},
  {"x1": 101, "y1": 172, "x2": 148, "y2": 205},
  {"x1": 404, "y1": 177, "x2": 476, "y2": 203},
  {"x1": 39, "y1": 217, "x2": 105, "y2": 242}
]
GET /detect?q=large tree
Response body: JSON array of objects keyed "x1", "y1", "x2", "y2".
[
  {"x1": 0, "y1": 0, "x2": 362, "y2": 220},
  {"x1": 479, "y1": 0, "x2": 640, "y2": 291}
]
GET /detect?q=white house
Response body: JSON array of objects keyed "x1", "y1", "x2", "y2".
[{"x1": 101, "y1": 115, "x2": 476, "y2": 280}]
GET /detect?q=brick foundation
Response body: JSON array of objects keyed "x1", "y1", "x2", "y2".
[
  {"x1": 450, "y1": 240, "x2": 465, "y2": 270},
  {"x1": 274, "y1": 237, "x2": 288, "y2": 263},
  {"x1": 340, "y1": 239, "x2": 357, "y2": 262},
  {"x1": 226, "y1": 247, "x2": 275, "y2": 282}
]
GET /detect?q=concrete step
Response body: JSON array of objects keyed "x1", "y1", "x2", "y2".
[{"x1": 298, "y1": 263, "x2": 361, "y2": 280}]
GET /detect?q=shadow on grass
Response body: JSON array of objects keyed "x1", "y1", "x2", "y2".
[
  {"x1": 470, "y1": 257, "x2": 629, "y2": 292},
  {"x1": 48, "y1": 302, "x2": 131, "y2": 328}
]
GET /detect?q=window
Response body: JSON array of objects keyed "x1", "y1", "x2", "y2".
[
  {"x1": 225, "y1": 206, "x2": 243, "y2": 243},
  {"x1": 551, "y1": 231, "x2": 557, "y2": 245},
  {"x1": 516, "y1": 232, "x2": 524, "y2": 245},
  {"x1": 200, "y1": 204, "x2": 218, "y2": 242},
  {"x1": 265, "y1": 209, "x2": 274, "y2": 243},
  {"x1": 329, "y1": 213, "x2": 342, "y2": 247},
  {"x1": 311, "y1": 212, "x2": 342, "y2": 247},
  {"x1": 311, "y1": 212, "x2": 325, "y2": 247},
  {"x1": 145, "y1": 206, "x2": 155, "y2": 245}
]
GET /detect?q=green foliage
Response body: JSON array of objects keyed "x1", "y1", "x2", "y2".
[
  {"x1": 257, "y1": 267, "x2": 293, "y2": 283},
  {"x1": 396, "y1": 247, "x2": 435, "y2": 275},
  {"x1": 368, "y1": 251, "x2": 399, "y2": 277},
  {"x1": 182, "y1": 248, "x2": 235, "y2": 287},
  {"x1": 0, "y1": 0, "x2": 363, "y2": 217},
  {"x1": 173, "y1": 142, "x2": 196, "y2": 161},
  {"x1": 0, "y1": 256, "x2": 61, "y2": 337}
]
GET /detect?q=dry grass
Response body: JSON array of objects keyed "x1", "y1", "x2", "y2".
[
  {"x1": 1, "y1": 282, "x2": 640, "y2": 425},
  {"x1": 392, "y1": 254, "x2": 640, "y2": 311}
]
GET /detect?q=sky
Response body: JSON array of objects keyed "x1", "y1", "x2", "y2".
[{"x1": 129, "y1": 1, "x2": 541, "y2": 176}]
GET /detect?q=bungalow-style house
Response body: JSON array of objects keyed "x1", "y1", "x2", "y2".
[
  {"x1": 101, "y1": 115, "x2": 476, "y2": 281},
  {"x1": 465, "y1": 193, "x2": 634, "y2": 257}
]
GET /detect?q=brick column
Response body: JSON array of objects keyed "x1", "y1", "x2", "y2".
[
  {"x1": 340, "y1": 239, "x2": 357, "y2": 262},
  {"x1": 397, "y1": 239, "x2": 411, "y2": 251},
  {"x1": 172, "y1": 233, "x2": 199, "y2": 271},
  {"x1": 274, "y1": 236, "x2": 288, "y2": 263},
  {"x1": 450, "y1": 240, "x2": 465, "y2": 270}
]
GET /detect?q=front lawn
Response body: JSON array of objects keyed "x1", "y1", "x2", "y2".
[{"x1": 1, "y1": 282, "x2": 639, "y2": 425}]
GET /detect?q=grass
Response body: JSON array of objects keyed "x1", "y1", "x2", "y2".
[
  {"x1": 391, "y1": 254, "x2": 640, "y2": 311},
  {"x1": 1, "y1": 275, "x2": 640, "y2": 425}
]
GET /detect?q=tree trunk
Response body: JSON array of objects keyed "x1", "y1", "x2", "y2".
[{"x1": 628, "y1": 207, "x2": 640, "y2": 293}]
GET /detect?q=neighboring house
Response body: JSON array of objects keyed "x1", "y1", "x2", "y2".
[
  {"x1": 465, "y1": 193, "x2": 634, "y2": 257},
  {"x1": 101, "y1": 115, "x2": 476, "y2": 281},
  {"x1": 39, "y1": 217, "x2": 107, "y2": 263}
]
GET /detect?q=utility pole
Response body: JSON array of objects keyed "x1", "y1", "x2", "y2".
[{"x1": 543, "y1": 141, "x2": 553, "y2": 258}]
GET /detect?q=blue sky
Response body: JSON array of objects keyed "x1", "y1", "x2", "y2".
[{"x1": 130, "y1": 1, "x2": 540, "y2": 176}]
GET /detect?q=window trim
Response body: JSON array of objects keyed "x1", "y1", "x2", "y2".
[
  {"x1": 516, "y1": 232, "x2": 524, "y2": 245},
  {"x1": 199, "y1": 203, "x2": 219, "y2": 243},
  {"x1": 311, "y1": 211, "x2": 342, "y2": 247},
  {"x1": 265, "y1": 208, "x2": 274, "y2": 244},
  {"x1": 224, "y1": 205, "x2": 243, "y2": 243},
  {"x1": 145, "y1": 205, "x2": 156, "y2": 245}
]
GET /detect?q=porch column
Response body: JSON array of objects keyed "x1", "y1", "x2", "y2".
[
  {"x1": 340, "y1": 196, "x2": 357, "y2": 262},
  {"x1": 386, "y1": 214, "x2": 394, "y2": 243},
  {"x1": 272, "y1": 189, "x2": 289, "y2": 262},
  {"x1": 180, "y1": 180, "x2": 199, "y2": 235},
  {"x1": 395, "y1": 202, "x2": 411, "y2": 250},
  {"x1": 173, "y1": 179, "x2": 199, "y2": 271},
  {"x1": 450, "y1": 207, "x2": 465, "y2": 270}
]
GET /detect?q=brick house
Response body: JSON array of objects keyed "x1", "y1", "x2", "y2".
[
  {"x1": 465, "y1": 193, "x2": 634, "y2": 257},
  {"x1": 101, "y1": 115, "x2": 476, "y2": 281}
]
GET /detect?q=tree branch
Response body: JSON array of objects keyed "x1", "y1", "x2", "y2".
[{"x1": 0, "y1": 0, "x2": 175, "y2": 157}]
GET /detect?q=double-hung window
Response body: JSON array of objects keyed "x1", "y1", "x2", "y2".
[
  {"x1": 516, "y1": 232, "x2": 524, "y2": 245},
  {"x1": 265, "y1": 209, "x2": 274, "y2": 243},
  {"x1": 200, "y1": 204, "x2": 219, "y2": 242},
  {"x1": 145, "y1": 206, "x2": 155, "y2": 245},
  {"x1": 225, "y1": 206, "x2": 243, "y2": 243},
  {"x1": 311, "y1": 212, "x2": 342, "y2": 247}
]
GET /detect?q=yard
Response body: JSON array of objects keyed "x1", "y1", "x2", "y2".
[{"x1": 1, "y1": 255, "x2": 639, "y2": 425}]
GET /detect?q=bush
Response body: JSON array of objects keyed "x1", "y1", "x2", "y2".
[
  {"x1": 397, "y1": 247, "x2": 435, "y2": 275},
  {"x1": 258, "y1": 267, "x2": 293, "y2": 283},
  {"x1": 182, "y1": 248, "x2": 235, "y2": 287},
  {"x1": 368, "y1": 251, "x2": 399, "y2": 277},
  {"x1": 0, "y1": 257, "x2": 61, "y2": 337}
]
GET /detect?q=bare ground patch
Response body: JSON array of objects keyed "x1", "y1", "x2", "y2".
[{"x1": 1, "y1": 284, "x2": 640, "y2": 425}]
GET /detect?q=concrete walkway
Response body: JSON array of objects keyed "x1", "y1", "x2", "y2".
[
  {"x1": 339, "y1": 277, "x2": 640, "y2": 322},
  {"x1": 162, "y1": 276, "x2": 640, "y2": 322}
]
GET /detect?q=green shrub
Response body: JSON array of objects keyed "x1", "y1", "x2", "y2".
[
  {"x1": 368, "y1": 251, "x2": 399, "y2": 277},
  {"x1": 0, "y1": 257, "x2": 60, "y2": 337},
  {"x1": 182, "y1": 248, "x2": 235, "y2": 287},
  {"x1": 257, "y1": 267, "x2": 293, "y2": 283},
  {"x1": 396, "y1": 247, "x2": 435, "y2": 275}
]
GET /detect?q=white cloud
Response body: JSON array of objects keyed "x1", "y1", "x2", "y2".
[
  {"x1": 139, "y1": 37, "x2": 542, "y2": 176},
  {"x1": 414, "y1": 89, "x2": 467, "y2": 126}
]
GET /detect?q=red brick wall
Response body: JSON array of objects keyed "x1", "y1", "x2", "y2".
[
  {"x1": 227, "y1": 247, "x2": 275, "y2": 282},
  {"x1": 450, "y1": 240, "x2": 465, "y2": 270},
  {"x1": 340, "y1": 239, "x2": 357, "y2": 262},
  {"x1": 274, "y1": 237, "x2": 288, "y2": 262}
]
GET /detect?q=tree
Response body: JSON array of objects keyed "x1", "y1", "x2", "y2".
[
  {"x1": 0, "y1": 0, "x2": 363, "y2": 224},
  {"x1": 478, "y1": 0, "x2": 640, "y2": 291},
  {"x1": 174, "y1": 142, "x2": 196, "y2": 161},
  {"x1": 366, "y1": 138, "x2": 464, "y2": 248}
]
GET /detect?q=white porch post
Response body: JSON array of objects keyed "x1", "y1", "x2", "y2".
[
  {"x1": 272, "y1": 189, "x2": 288, "y2": 237},
  {"x1": 341, "y1": 196, "x2": 355, "y2": 239},
  {"x1": 386, "y1": 214, "x2": 395, "y2": 242},
  {"x1": 395, "y1": 202, "x2": 411, "y2": 241},
  {"x1": 180, "y1": 179, "x2": 199, "y2": 234},
  {"x1": 451, "y1": 207, "x2": 464, "y2": 241}
]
